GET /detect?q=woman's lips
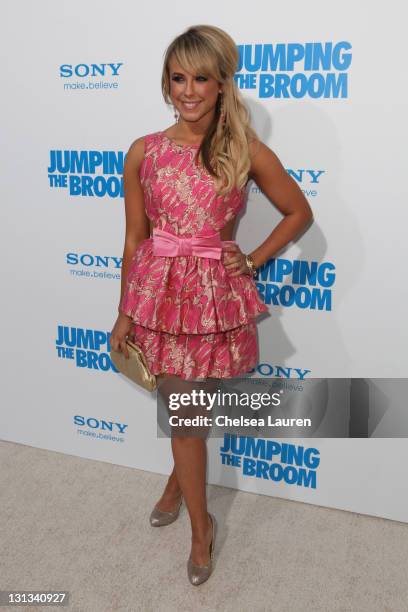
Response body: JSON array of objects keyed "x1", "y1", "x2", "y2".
[{"x1": 181, "y1": 101, "x2": 201, "y2": 110}]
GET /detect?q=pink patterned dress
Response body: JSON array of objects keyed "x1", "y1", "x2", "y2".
[{"x1": 119, "y1": 130, "x2": 268, "y2": 380}]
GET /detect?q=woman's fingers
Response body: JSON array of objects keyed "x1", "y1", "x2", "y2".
[
  {"x1": 222, "y1": 244, "x2": 239, "y2": 258},
  {"x1": 110, "y1": 334, "x2": 130, "y2": 357},
  {"x1": 120, "y1": 339, "x2": 130, "y2": 359},
  {"x1": 223, "y1": 245, "x2": 241, "y2": 265},
  {"x1": 225, "y1": 260, "x2": 246, "y2": 276},
  {"x1": 222, "y1": 247, "x2": 252, "y2": 277},
  {"x1": 110, "y1": 314, "x2": 134, "y2": 356},
  {"x1": 228, "y1": 268, "x2": 245, "y2": 277},
  {"x1": 223, "y1": 247, "x2": 246, "y2": 275}
]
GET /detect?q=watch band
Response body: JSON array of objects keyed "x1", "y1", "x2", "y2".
[{"x1": 245, "y1": 254, "x2": 257, "y2": 277}]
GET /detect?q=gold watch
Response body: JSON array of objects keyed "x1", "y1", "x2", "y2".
[{"x1": 245, "y1": 254, "x2": 257, "y2": 277}]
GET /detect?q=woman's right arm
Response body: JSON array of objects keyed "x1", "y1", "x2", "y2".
[
  {"x1": 110, "y1": 137, "x2": 149, "y2": 356},
  {"x1": 119, "y1": 137, "x2": 150, "y2": 312}
]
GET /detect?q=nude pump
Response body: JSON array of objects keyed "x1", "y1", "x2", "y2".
[
  {"x1": 149, "y1": 498, "x2": 183, "y2": 527},
  {"x1": 187, "y1": 512, "x2": 217, "y2": 586}
]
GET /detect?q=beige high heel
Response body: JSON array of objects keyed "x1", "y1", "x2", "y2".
[
  {"x1": 187, "y1": 512, "x2": 217, "y2": 586},
  {"x1": 149, "y1": 497, "x2": 183, "y2": 527}
]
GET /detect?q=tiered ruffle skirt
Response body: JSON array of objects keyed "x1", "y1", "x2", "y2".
[{"x1": 119, "y1": 238, "x2": 268, "y2": 380}]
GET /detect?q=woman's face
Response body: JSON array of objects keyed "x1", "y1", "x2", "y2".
[{"x1": 168, "y1": 56, "x2": 221, "y2": 125}]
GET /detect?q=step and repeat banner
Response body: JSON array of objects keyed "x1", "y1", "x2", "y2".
[{"x1": 2, "y1": 1, "x2": 407, "y2": 522}]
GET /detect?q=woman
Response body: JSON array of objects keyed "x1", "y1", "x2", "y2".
[{"x1": 110, "y1": 25, "x2": 313, "y2": 586}]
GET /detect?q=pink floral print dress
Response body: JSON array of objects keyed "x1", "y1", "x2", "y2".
[{"x1": 119, "y1": 130, "x2": 268, "y2": 380}]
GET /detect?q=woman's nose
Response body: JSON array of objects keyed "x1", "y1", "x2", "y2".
[{"x1": 184, "y1": 79, "x2": 195, "y2": 96}]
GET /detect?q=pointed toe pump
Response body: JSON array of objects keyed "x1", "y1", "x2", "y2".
[
  {"x1": 149, "y1": 498, "x2": 183, "y2": 527},
  {"x1": 187, "y1": 512, "x2": 217, "y2": 586}
]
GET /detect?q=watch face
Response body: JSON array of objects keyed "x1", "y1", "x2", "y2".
[{"x1": 245, "y1": 255, "x2": 256, "y2": 275}]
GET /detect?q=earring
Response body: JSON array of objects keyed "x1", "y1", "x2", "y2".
[
  {"x1": 219, "y1": 93, "x2": 225, "y2": 126},
  {"x1": 174, "y1": 106, "x2": 179, "y2": 123}
]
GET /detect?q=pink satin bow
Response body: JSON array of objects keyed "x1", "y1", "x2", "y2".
[{"x1": 152, "y1": 227, "x2": 222, "y2": 260}]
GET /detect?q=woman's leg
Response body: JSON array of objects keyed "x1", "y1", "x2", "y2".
[
  {"x1": 171, "y1": 435, "x2": 213, "y2": 566},
  {"x1": 153, "y1": 465, "x2": 182, "y2": 512},
  {"x1": 157, "y1": 374, "x2": 214, "y2": 566},
  {"x1": 153, "y1": 374, "x2": 183, "y2": 512},
  {"x1": 128, "y1": 327, "x2": 183, "y2": 511}
]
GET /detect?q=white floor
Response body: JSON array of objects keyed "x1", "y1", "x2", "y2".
[{"x1": 1, "y1": 439, "x2": 407, "y2": 612}]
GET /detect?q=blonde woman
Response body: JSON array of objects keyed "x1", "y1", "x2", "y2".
[{"x1": 110, "y1": 25, "x2": 312, "y2": 585}]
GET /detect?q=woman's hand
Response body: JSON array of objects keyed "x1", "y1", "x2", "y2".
[
  {"x1": 110, "y1": 313, "x2": 135, "y2": 359},
  {"x1": 222, "y1": 243, "x2": 252, "y2": 278}
]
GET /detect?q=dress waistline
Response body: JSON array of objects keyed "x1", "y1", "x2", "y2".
[{"x1": 151, "y1": 227, "x2": 236, "y2": 260}]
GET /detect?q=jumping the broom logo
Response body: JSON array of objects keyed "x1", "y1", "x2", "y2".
[
  {"x1": 47, "y1": 149, "x2": 124, "y2": 198},
  {"x1": 235, "y1": 41, "x2": 352, "y2": 98},
  {"x1": 255, "y1": 257, "x2": 336, "y2": 311},
  {"x1": 220, "y1": 434, "x2": 320, "y2": 488},
  {"x1": 56, "y1": 325, "x2": 115, "y2": 372}
]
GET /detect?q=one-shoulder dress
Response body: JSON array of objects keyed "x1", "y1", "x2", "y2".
[{"x1": 119, "y1": 130, "x2": 268, "y2": 381}]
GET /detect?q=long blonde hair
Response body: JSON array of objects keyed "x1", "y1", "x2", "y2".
[{"x1": 161, "y1": 25, "x2": 258, "y2": 196}]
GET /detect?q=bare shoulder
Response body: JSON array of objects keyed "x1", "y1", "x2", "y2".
[
  {"x1": 248, "y1": 136, "x2": 263, "y2": 158},
  {"x1": 124, "y1": 135, "x2": 147, "y2": 171},
  {"x1": 248, "y1": 137, "x2": 278, "y2": 162},
  {"x1": 248, "y1": 137, "x2": 285, "y2": 180}
]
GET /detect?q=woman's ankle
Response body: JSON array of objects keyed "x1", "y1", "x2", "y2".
[{"x1": 191, "y1": 513, "x2": 212, "y2": 541}]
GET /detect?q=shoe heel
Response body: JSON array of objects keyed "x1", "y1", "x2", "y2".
[{"x1": 209, "y1": 513, "x2": 217, "y2": 560}]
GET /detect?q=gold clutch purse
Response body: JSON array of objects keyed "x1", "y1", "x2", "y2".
[{"x1": 110, "y1": 339, "x2": 157, "y2": 392}]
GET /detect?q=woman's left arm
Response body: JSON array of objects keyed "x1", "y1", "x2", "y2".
[
  {"x1": 248, "y1": 139, "x2": 314, "y2": 269},
  {"x1": 224, "y1": 140, "x2": 314, "y2": 277}
]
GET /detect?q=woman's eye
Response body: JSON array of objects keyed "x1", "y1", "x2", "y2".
[{"x1": 171, "y1": 74, "x2": 208, "y2": 83}]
